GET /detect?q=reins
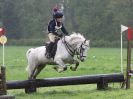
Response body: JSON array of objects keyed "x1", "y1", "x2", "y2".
[{"x1": 62, "y1": 37, "x2": 75, "y2": 57}]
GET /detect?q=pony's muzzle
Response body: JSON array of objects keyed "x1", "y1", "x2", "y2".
[
  {"x1": 80, "y1": 56, "x2": 86, "y2": 62},
  {"x1": 80, "y1": 58, "x2": 85, "y2": 62}
]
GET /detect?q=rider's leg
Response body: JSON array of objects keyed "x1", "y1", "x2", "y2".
[
  {"x1": 46, "y1": 33, "x2": 56, "y2": 58},
  {"x1": 48, "y1": 33, "x2": 56, "y2": 42},
  {"x1": 46, "y1": 42, "x2": 54, "y2": 58}
]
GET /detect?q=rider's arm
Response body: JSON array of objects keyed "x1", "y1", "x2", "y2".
[
  {"x1": 48, "y1": 20, "x2": 57, "y2": 42},
  {"x1": 48, "y1": 20, "x2": 55, "y2": 34},
  {"x1": 61, "y1": 24, "x2": 69, "y2": 35}
]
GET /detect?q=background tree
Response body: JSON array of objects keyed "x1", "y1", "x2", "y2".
[{"x1": 0, "y1": 0, "x2": 132, "y2": 47}]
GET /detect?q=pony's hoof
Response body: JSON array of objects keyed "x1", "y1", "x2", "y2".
[
  {"x1": 28, "y1": 77, "x2": 33, "y2": 80},
  {"x1": 70, "y1": 66, "x2": 76, "y2": 71},
  {"x1": 63, "y1": 67, "x2": 67, "y2": 71},
  {"x1": 57, "y1": 68, "x2": 64, "y2": 73},
  {"x1": 53, "y1": 66, "x2": 58, "y2": 71}
]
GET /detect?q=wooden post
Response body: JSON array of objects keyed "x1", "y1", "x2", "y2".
[
  {"x1": 126, "y1": 40, "x2": 132, "y2": 89},
  {"x1": 25, "y1": 80, "x2": 37, "y2": 94},
  {"x1": 0, "y1": 66, "x2": 6, "y2": 95},
  {"x1": 97, "y1": 77, "x2": 108, "y2": 90},
  {"x1": 0, "y1": 66, "x2": 15, "y2": 99}
]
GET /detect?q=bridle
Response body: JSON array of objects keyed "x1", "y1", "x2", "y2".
[
  {"x1": 76, "y1": 40, "x2": 89, "y2": 60},
  {"x1": 62, "y1": 37, "x2": 88, "y2": 60}
]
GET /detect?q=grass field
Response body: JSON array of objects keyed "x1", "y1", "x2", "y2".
[{"x1": 0, "y1": 46, "x2": 133, "y2": 99}]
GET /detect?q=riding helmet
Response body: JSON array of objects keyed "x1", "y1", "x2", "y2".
[{"x1": 53, "y1": 12, "x2": 63, "y2": 18}]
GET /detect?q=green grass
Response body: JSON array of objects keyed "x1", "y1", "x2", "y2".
[
  {"x1": 0, "y1": 46, "x2": 133, "y2": 99},
  {"x1": 8, "y1": 86, "x2": 133, "y2": 99}
]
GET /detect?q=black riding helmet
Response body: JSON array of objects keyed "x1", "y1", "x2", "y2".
[{"x1": 53, "y1": 12, "x2": 63, "y2": 18}]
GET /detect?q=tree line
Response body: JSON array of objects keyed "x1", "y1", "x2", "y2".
[{"x1": 0, "y1": 0, "x2": 133, "y2": 47}]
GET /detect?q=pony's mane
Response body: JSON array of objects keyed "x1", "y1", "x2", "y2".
[{"x1": 69, "y1": 32, "x2": 85, "y2": 43}]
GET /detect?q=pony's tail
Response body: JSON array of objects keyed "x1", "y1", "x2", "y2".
[
  {"x1": 26, "y1": 48, "x2": 34, "y2": 72},
  {"x1": 26, "y1": 65, "x2": 29, "y2": 72},
  {"x1": 26, "y1": 48, "x2": 34, "y2": 58}
]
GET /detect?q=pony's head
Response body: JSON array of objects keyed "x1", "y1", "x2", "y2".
[{"x1": 68, "y1": 32, "x2": 90, "y2": 62}]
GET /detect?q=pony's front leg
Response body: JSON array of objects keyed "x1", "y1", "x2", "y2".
[
  {"x1": 70, "y1": 60, "x2": 79, "y2": 71},
  {"x1": 54, "y1": 59, "x2": 67, "y2": 73}
]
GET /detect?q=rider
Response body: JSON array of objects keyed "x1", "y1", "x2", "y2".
[{"x1": 46, "y1": 10, "x2": 69, "y2": 58}]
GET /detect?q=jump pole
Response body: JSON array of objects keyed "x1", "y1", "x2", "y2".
[{"x1": 6, "y1": 73, "x2": 124, "y2": 93}]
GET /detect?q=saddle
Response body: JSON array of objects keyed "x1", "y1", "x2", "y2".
[{"x1": 45, "y1": 39, "x2": 59, "y2": 59}]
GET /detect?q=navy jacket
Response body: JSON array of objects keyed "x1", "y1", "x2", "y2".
[{"x1": 48, "y1": 19, "x2": 68, "y2": 37}]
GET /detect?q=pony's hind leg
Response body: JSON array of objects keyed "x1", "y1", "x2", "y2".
[
  {"x1": 28, "y1": 65, "x2": 38, "y2": 80},
  {"x1": 26, "y1": 64, "x2": 35, "y2": 80},
  {"x1": 26, "y1": 59, "x2": 37, "y2": 80},
  {"x1": 32, "y1": 65, "x2": 46, "y2": 79}
]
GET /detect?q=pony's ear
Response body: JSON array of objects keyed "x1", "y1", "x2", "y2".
[{"x1": 85, "y1": 40, "x2": 90, "y2": 45}]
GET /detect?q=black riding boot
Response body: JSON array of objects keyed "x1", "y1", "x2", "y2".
[{"x1": 45, "y1": 42, "x2": 54, "y2": 58}]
